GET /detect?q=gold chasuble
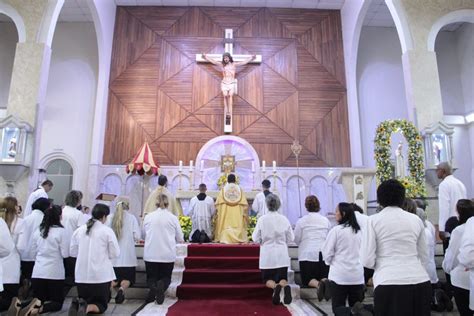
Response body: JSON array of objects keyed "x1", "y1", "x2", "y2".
[
  {"x1": 143, "y1": 186, "x2": 180, "y2": 217},
  {"x1": 214, "y1": 183, "x2": 249, "y2": 244}
]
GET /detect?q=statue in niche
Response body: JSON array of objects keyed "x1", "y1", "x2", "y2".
[
  {"x1": 8, "y1": 136, "x2": 17, "y2": 158},
  {"x1": 394, "y1": 141, "x2": 406, "y2": 178}
]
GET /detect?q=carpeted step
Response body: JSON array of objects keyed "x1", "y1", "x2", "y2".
[
  {"x1": 187, "y1": 244, "x2": 260, "y2": 257},
  {"x1": 167, "y1": 299, "x2": 291, "y2": 315},
  {"x1": 176, "y1": 283, "x2": 272, "y2": 300},
  {"x1": 184, "y1": 256, "x2": 259, "y2": 269},
  {"x1": 182, "y1": 268, "x2": 261, "y2": 284}
]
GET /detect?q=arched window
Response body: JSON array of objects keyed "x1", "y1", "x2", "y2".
[{"x1": 46, "y1": 159, "x2": 73, "y2": 204}]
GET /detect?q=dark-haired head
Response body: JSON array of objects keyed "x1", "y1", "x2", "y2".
[
  {"x1": 305, "y1": 195, "x2": 320, "y2": 213},
  {"x1": 158, "y1": 175, "x2": 168, "y2": 187},
  {"x1": 86, "y1": 203, "x2": 110, "y2": 235},
  {"x1": 457, "y1": 199, "x2": 474, "y2": 225},
  {"x1": 40, "y1": 205, "x2": 63, "y2": 238},
  {"x1": 199, "y1": 183, "x2": 207, "y2": 193},
  {"x1": 227, "y1": 174, "x2": 236, "y2": 183},
  {"x1": 65, "y1": 190, "x2": 82, "y2": 208},
  {"x1": 336, "y1": 202, "x2": 360, "y2": 233},
  {"x1": 42, "y1": 180, "x2": 54, "y2": 192},
  {"x1": 352, "y1": 203, "x2": 364, "y2": 214},
  {"x1": 222, "y1": 52, "x2": 233, "y2": 65},
  {"x1": 377, "y1": 179, "x2": 405, "y2": 208},
  {"x1": 262, "y1": 180, "x2": 271, "y2": 190},
  {"x1": 32, "y1": 197, "x2": 51, "y2": 213}
]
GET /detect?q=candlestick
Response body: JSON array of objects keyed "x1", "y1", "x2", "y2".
[
  {"x1": 272, "y1": 160, "x2": 276, "y2": 172},
  {"x1": 262, "y1": 160, "x2": 266, "y2": 172},
  {"x1": 251, "y1": 161, "x2": 255, "y2": 173},
  {"x1": 190, "y1": 160, "x2": 194, "y2": 170},
  {"x1": 200, "y1": 160, "x2": 204, "y2": 171},
  {"x1": 178, "y1": 160, "x2": 183, "y2": 172}
]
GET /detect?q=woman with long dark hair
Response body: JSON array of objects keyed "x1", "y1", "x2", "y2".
[
  {"x1": 106, "y1": 197, "x2": 140, "y2": 304},
  {"x1": 69, "y1": 204, "x2": 120, "y2": 315},
  {"x1": 321, "y1": 202, "x2": 365, "y2": 315},
  {"x1": 25, "y1": 205, "x2": 69, "y2": 314},
  {"x1": 0, "y1": 197, "x2": 24, "y2": 312}
]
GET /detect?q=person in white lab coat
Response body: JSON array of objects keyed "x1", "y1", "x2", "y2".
[
  {"x1": 252, "y1": 194, "x2": 294, "y2": 305},
  {"x1": 442, "y1": 199, "x2": 474, "y2": 316},
  {"x1": 61, "y1": 190, "x2": 84, "y2": 284},
  {"x1": 458, "y1": 215, "x2": 474, "y2": 313},
  {"x1": 143, "y1": 194, "x2": 184, "y2": 305},
  {"x1": 69, "y1": 204, "x2": 120, "y2": 315},
  {"x1": 0, "y1": 197, "x2": 23, "y2": 312},
  {"x1": 26, "y1": 205, "x2": 69, "y2": 314},
  {"x1": 16, "y1": 197, "x2": 50, "y2": 300},
  {"x1": 23, "y1": 180, "x2": 53, "y2": 218},
  {"x1": 294, "y1": 195, "x2": 330, "y2": 300},
  {"x1": 360, "y1": 179, "x2": 431, "y2": 316},
  {"x1": 0, "y1": 218, "x2": 14, "y2": 311},
  {"x1": 107, "y1": 197, "x2": 140, "y2": 304},
  {"x1": 188, "y1": 183, "x2": 215, "y2": 242}
]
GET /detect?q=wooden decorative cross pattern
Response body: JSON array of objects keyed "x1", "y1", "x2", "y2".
[{"x1": 196, "y1": 29, "x2": 262, "y2": 134}]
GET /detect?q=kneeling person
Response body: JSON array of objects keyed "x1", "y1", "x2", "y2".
[{"x1": 188, "y1": 184, "x2": 215, "y2": 243}]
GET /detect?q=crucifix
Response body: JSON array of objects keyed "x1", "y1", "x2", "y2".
[{"x1": 196, "y1": 29, "x2": 261, "y2": 134}]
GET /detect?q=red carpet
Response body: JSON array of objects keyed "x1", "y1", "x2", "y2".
[{"x1": 167, "y1": 244, "x2": 291, "y2": 315}]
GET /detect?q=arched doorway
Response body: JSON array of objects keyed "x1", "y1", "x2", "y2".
[
  {"x1": 0, "y1": 13, "x2": 18, "y2": 109},
  {"x1": 46, "y1": 158, "x2": 74, "y2": 204}
]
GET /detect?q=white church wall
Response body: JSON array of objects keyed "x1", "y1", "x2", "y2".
[
  {"x1": 456, "y1": 23, "x2": 474, "y2": 114},
  {"x1": 0, "y1": 22, "x2": 17, "y2": 109},
  {"x1": 357, "y1": 26, "x2": 409, "y2": 169},
  {"x1": 451, "y1": 126, "x2": 473, "y2": 196},
  {"x1": 40, "y1": 22, "x2": 98, "y2": 198}
]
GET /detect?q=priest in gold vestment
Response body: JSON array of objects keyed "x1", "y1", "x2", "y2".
[
  {"x1": 143, "y1": 175, "x2": 179, "y2": 217},
  {"x1": 214, "y1": 174, "x2": 249, "y2": 243}
]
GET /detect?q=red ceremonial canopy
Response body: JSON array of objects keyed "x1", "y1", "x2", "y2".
[{"x1": 126, "y1": 142, "x2": 159, "y2": 176}]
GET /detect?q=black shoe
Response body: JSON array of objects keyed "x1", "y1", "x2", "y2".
[
  {"x1": 351, "y1": 302, "x2": 372, "y2": 316},
  {"x1": 323, "y1": 279, "x2": 331, "y2": 301},
  {"x1": 18, "y1": 279, "x2": 31, "y2": 300},
  {"x1": 272, "y1": 284, "x2": 282, "y2": 305},
  {"x1": 115, "y1": 288, "x2": 125, "y2": 304},
  {"x1": 77, "y1": 298, "x2": 87, "y2": 316},
  {"x1": 146, "y1": 286, "x2": 157, "y2": 304},
  {"x1": 283, "y1": 285, "x2": 292, "y2": 305},
  {"x1": 155, "y1": 281, "x2": 165, "y2": 305},
  {"x1": 68, "y1": 297, "x2": 79, "y2": 316},
  {"x1": 317, "y1": 281, "x2": 325, "y2": 301}
]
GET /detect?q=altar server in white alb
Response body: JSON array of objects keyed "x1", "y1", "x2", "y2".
[
  {"x1": 444, "y1": 200, "x2": 474, "y2": 316},
  {"x1": 0, "y1": 218, "x2": 14, "y2": 300},
  {"x1": 23, "y1": 180, "x2": 53, "y2": 217},
  {"x1": 25, "y1": 205, "x2": 69, "y2": 315},
  {"x1": 436, "y1": 162, "x2": 467, "y2": 238},
  {"x1": 252, "y1": 180, "x2": 282, "y2": 217},
  {"x1": 294, "y1": 195, "x2": 330, "y2": 300},
  {"x1": 321, "y1": 203, "x2": 366, "y2": 315},
  {"x1": 0, "y1": 197, "x2": 24, "y2": 311},
  {"x1": 188, "y1": 183, "x2": 216, "y2": 242},
  {"x1": 106, "y1": 197, "x2": 140, "y2": 304},
  {"x1": 360, "y1": 179, "x2": 431, "y2": 316},
  {"x1": 69, "y1": 204, "x2": 120, "y2": 315},
  {"x1": 458, "y1": 215, "x2": 474, "y2": 312},
  {"x1": 61, "y1": 190, "x2": 84, "y2": 283},
  {"x1": 143, "y1": 194, "x2": 184, "y2": 305},
  {"x1": 252, "y1": 194, "x2": 294, "y2": 306}
]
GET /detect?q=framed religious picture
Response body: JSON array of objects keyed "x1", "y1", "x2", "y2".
[{"x1": 221, "y1": 155, "x2": 236, "y2": 173}]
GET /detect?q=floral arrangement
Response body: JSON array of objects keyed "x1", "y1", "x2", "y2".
[
  {"x1": 179, "y1": 216, "x2": 192, "y2": 241},
  {"x1": 217, "y1": 173, "x2": 240, "y2": 188},
  {"x1": 247, "y1": 215, "x2": 257, "y2": 240},
  {"x1": 374, "y1": 119, "x2": 427, "y2": 198}
]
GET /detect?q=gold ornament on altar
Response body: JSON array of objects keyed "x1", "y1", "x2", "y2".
[{"x1": 220, "y1": 155, "x2": 236, "y2": 173}]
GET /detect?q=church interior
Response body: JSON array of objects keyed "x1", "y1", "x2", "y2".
[{"x1": 0, "y1": 0, "x2": 473, "y2": 315}]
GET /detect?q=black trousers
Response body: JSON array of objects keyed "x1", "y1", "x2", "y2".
[
  {"x1": 329, "y1": 281, "x2": 365, "y2": 314},
  {"x1": 374, "y1": 281, "x2": 432, "y2": 316},
  {"x1": 364, "y1": 268, "x2": 374, "y2": 285},
  {"x1": 31, "y1": 278, "x2": 65, "y2": 313},
  {"x1": 64, "y1": 257, "x2": 76, "y2": 283},
  {"x1": 77, "y1": 282, "x2": 111, "y2": 314},
  {"x1": 0, "y1": 284, "x2": 19, "y2": 311},
  {"x1": 452, "y1": 286, "x2": 473, "y2": 316},
  {"x1": 145, "y1": 261, "x2": 173, "y2": 291},
  {"x1": 299, "y1": 253, "x2": 329, "y2": 286},
  {"x1": 21, "y1": 261, "x2": 35, "y2": 280}
]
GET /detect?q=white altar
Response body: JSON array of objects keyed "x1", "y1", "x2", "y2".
[{"x1": 89, "y1": 136, "x2": 374, "y2": 225}]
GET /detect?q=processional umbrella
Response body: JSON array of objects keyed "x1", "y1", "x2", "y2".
[{"x1": 126, "y1": 142, "x2": 160, "y2": 176}]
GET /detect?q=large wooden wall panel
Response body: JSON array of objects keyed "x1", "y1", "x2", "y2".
[{"x1": 103, "y1": 6, "x2": 351, "y2": 167}]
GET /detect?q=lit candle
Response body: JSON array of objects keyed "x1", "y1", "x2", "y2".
[
  {"x1": 251, "y1": 161, "x2": 255, "y2": 173},
  {"x1": 200, "y1": 160, "x2": 204, "y2": 171},
  {"x1": 262, "y1": 160, "x2": 266, "y2": 172},
  {"x1": 273, "y1": 160, "x2": 276, "y2": 172},
  {"x1": 190, "y1": 160, "x2": 194, "y2": 170},
  {"x1": 178, "y1": 160, "x2": 183, "y2": 172}
]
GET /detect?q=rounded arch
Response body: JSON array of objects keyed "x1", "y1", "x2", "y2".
[
  {"x1": 427, "y1": 9, "x2": 474, "y2": 52},
  {"x1": 37, "y1": 0, "x2": 64, "y2": 46},
  {"x1": 0, "y1": 3, "x2": 26, "y2": 42},
  {"x1": 385, "y1": 0, "x2": 414, "y2": 53},
  {"x1": 40, "y1": 151, "x2": 77, "y2": 177}
]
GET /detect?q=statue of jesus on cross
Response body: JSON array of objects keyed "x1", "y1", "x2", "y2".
[{"x1": 197, "y1": 29, "x2": 261, "y2": 134}]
